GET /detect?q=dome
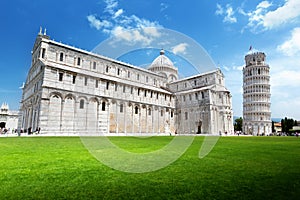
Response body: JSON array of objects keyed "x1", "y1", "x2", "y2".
[
  {"x1": 148, "y1": 49, "x2": 178, "y2": 83},
  {"x1": 149, "y1": 49, "x2": 176, "y2": 69}
]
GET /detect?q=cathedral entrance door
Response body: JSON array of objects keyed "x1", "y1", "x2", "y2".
[
  {"x1": 0, "y1": 122, "x2": 6, "y2": 129},
  {"x1": 197, "y1": 120, "x2": 202, "y2": 134}
]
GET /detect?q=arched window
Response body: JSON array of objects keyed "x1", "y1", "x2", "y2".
[
  {"x1": 79, "y1": 99, "x2": 84, "y2": 109},
  {"x1": 148, "y1": 108, "x2": 151, "y2": 115},
  {"x1": 135, "y1": 106, "x2": 139, "y2": 114},
  {"x1": 59, "y1": 52, "x2": 64, "y2": 61},
  {"x1": 120, "y1": 104, "x2": 123, "y2": 113},
  {"x1": 185, "y1": 112, "x2": 188, "y2": 120},
  {"x1": 102, "y1": 102, "x2": 106, "y2": 111},
  {"x1": 77, "y1": 57, "x2": 81, "y2": 66},
  {"x1": 41, "y1": 48, "x2": 46, "y2": 58}
]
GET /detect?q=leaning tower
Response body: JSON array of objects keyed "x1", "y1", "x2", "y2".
[{"x1": 243, "y1": 52, "x2": 271, "y2": 136}]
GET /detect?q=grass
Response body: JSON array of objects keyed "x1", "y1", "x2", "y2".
[{"x1": 0, "y1": 136, "x2": 299, "y2": 200}]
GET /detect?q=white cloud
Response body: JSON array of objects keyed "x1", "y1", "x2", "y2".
[
  {"x1": 245, "y1": 1, "x2": 272, "y2": 32},
  {"x1": 224, "y1": 5, "x2": 237, "y2": 23},
  {"x1": 241, "y1": 0, "x2": 300, "y2": 32},
  {"x1": 113, "y1": 9, "x2": 123, "y2": 18},
  {"x1": 263, "y1": 0, "x2": 300, "y2": 29},
  {"x1": 143, "y1": 27, "x2": 161, "y2": 37},
  {"x1": 111, "y1": 26, "x2": 132, "y2": 41},
  {"x1": 257, "y1": 1, "x2": 272, "y2": 9},
  {"x1": 215, "y1": 4, "x2": 223, "y2": 15},
  {"x1": 112, "y1": 15, "x2": 161, "y2": 45},
  {"x1": 104, "y1": 0, "x2": 119, "y2": 14},
  {"x1": 277, "y1": 27, "x2": 300, "y2": 56},
  {"x1": 160, "y1": 3, "x2": 169, "y2": 12},
  {"x1": 172, "y1": 43, "x2": 188, "y2": 54},
  {"x1": 87, "y1": 0, "x2": 162, "y2": 46},
  {"x1": 216, "y1": 4, "x2": 237, "y2": 23},
  {"x1": 111, "y1": 26, "x2": 160, "y2": 45},
  {"x1": 87, "y1": 15, "x2": 111, "y2": 30}
]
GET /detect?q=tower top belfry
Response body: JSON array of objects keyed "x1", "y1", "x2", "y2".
[{"x1": 245, "y1": 52, "x2": 266, "y2": 67}]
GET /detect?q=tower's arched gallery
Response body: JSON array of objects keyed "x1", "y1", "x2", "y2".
[{"x1": 18, "y1": 32, "x2": 233, "y2": 135}]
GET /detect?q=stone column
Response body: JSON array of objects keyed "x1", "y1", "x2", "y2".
[
  {"x1": 60, "y1": 99, "x2": 64, "y2": 132},
  {"x1": 107, "y1": 100, "x2": 110, "y2": 134},
  {"x1": 152, "y1": 106, "x2": 154, "y2": 134},
  {"x1": 124, "y1": 102, "x2": 127, "y2": 134},
  {"x1": 74, "y1": 100, "x2": 79, "y2": 132},
  {"x1": 85, "y1": 100, "x2": 89, "y2": 134},
  {"x1": 116, "y1": 102, "x2": 119, "y2": 134}
]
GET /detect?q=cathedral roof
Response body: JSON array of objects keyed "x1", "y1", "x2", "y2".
[{"x1": 149, "y1": 49, "x2": 176, "y2": 70}]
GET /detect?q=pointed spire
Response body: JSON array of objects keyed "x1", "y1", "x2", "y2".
[
  {"x1": 38, "y1": 26, "x2": 43, "y2": 35},
  {"x1": 38, "y1": 27, "x2": 50, "y2": 39}
]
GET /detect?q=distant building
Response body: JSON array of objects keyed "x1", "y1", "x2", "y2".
[
  {"x1": 274, "y1": 122, "x2": 281, "y2": 133},
  {"x1": 0, "y1": 103, "x2": 18, "y2": 133},
  {"x1": 292, "y1": 120, "x2": 300, "y2": 132},
  {"x1": 292, "y1": 126, "x2": 300, "y2": 132},
  {"x1": 18, "y1": 30, "x2": 233, "y2": 135},
  {"x1": 243, "y1": 52, "x2": 272, "y2": 135}
]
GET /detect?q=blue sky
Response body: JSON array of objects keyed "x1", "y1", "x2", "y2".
[{"x1": 1, "y1": 0, "x2": 300, "y2": 119}]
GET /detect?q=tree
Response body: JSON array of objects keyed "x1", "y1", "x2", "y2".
[
  {"x1": 281, "y1": 119, "x2": 285, "y2": 133},
  {"x1": 272, "y1": 121, "x2": 275, "y2": 133},
  {"x1": 234, "y1": 117, "x2": 243, "y2": 132},
  {"x1": 281, "y1": 117, "x2": 296, "y2": 133}
]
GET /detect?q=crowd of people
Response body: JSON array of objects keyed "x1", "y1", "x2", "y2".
[{"x1": 0, "y1": 127, "x2": 41, "y2": 136}]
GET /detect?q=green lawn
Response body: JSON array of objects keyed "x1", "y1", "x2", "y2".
[{"x1": 0, "y1": 136, "x2": 299, "y2": 200}]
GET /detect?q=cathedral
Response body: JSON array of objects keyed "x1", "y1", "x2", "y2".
[{"x1": 18, "y1": 30, "x2": 233, "y2": 135}]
